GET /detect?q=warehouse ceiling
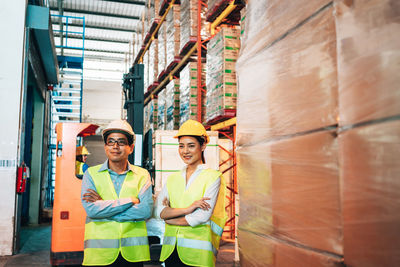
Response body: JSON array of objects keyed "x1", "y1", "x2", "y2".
[{"x1": 49, "y1": 0, "x2": 145, "y2": 80}]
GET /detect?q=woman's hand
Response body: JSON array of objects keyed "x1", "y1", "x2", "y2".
[
  {"x1": 186, "y1": 197, "x2": 211, "y2": 214},
  {"x1": 83, "y1": 189, "x2": 103, "y2": 203},
  {"x1": 162, "y1": 197, "x2": 170, "y2": 207}
]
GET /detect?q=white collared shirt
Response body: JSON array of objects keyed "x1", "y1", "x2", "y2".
[{"x1": 154, "y1": 164, "x2": 221, "y2": 227}]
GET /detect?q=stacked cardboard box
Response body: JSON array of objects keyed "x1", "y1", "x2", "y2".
[
  {"x1": 236, "y1": 0, "x2": 400, "y2": 266},
  {"x1": 165, "y1": 79, "x2": 180, "y2": 130},
  {"x1": 179, "y1": 0, "x2": 209, "y2": 52},
  {"x1": 206, "y1": 26, "x2": 240, "y2": 122},
  {"x1": 157, "y1": 90, "x2": 166, "y2": 130},
  {"x1": 335, "y1": 0, "x2": 400, "y2": 266},
  {"x1": 157, "y1": 23, "x2": 167, "y2": 76},
  {"x1": 179, "y1": 62, "x2": 206, "y2": 124},
  {"x1": 166, "y1": 4, "x2": 180, "y2": 68}
]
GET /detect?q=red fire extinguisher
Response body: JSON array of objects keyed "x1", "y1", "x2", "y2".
[{"x1": 16, "y1": 164, "x2": 29, "y2": 194}]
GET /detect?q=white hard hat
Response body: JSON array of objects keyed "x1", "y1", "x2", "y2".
[{"x1": 102, "y1": 120, "x2": 135, "y2": 144}]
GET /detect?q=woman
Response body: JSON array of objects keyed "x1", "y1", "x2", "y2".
[{"x1": 156, "y1": 120, "x2": 227, "y2": 267}]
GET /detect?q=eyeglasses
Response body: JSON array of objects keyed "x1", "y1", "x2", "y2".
[{"x1": 106, "y1": 138, "x2": 129, "y2": 146}]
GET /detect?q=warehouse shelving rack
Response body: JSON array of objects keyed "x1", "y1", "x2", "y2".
[{"x1": 130, "y1": 0, "x2": 243, "y2": 242}]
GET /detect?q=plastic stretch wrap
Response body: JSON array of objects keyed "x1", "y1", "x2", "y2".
[
  {"x1": 143, "y1": 52, "x2": 149, "y2": 93},
  {"x1": 157, "y1": 90, "x2": 166, "y2": 130},
  {"x1": 166, "y1": 4, "x2": 180, "y2": 67},
  {"x1": 179, "y1": 62, "x2": 206, "y2": 124},
  {"x1": 206, "y1": 26, "x2": 240, "y2": 122},
  {"x1": 238, "y1": 229, "x2": 344, "y2": 267},
  {"x1": 144, "y1": 99, "x2": 158, "y2": 134},
  {"x1": 158, "y1": 23, "x2": 167, "y2": 74},
  {"x1": 165, "y1": 79, "x2": 180, "y2": 130},
  {"x1": 148, "y1": 40, "x2": 159, "y2": 86},
  {"x1": 236, "y1": 6, "x2": 338, "y2": 146},
  {"x1": 237, "y1": 130, "x2": 342, "y2": 256},
  {"x1": 335, "y1": 0, "x2": 400, "y2": 126},
  {"x1": 339, "y1": 120, "x2": 400, "y2": 267},
  {"x1": 239, "y1": 0, "x2": 331, "y2": 59},
  {"x1": 179, "y1": 0, "x2": 209, "y2": 52}
]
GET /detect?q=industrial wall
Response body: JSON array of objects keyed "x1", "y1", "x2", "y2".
[{"x1": 0, "y1": 1, "x2": 27, "y2": 256}]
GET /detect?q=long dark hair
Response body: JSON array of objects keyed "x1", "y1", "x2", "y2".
[{"x1": 179, "y1": 135, "x2": 206, "y2": 163}]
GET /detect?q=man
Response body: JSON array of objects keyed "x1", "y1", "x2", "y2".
[
  {"x1": 76, "y1": 145, "x2": 90, "y2": 176},
  {"x1": 81, "y1": 120, "x2": 153, "y2": 267}
]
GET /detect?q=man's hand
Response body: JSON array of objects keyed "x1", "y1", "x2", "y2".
[
  {"x1": 186, "y1": 197, "x2": 211, "y2": 214},
  {"x1": 131, "y1": 197, "x2": 140, "y2": 205},
  {"x1": 83, "y1": 189, "x2": 103, "y2": 203}
]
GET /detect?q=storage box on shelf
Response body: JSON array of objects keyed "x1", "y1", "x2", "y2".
[
  {"x1": 165, "y1": 78, "x2": 180, "y2": 130},
  {"x1": 179, "y1": 62, "x2": 206, "y2": 124},
  {"x1": 166, "y1": 4, "x2": 181, "y2": 70},
  {"x1": 143, "y1": 52, "x2": 149, "y2": 93},
  {"x1": 148, "y1": 40, "x2": 159, "y2": 87},
  {"x1": 206, "y1": 26, "x2": 240, "y2": 124},
  {"x1": 157, "y1": 89, "x2": 166, "y2": 130},
  {"x1": 179, "y1": 0, "x2": 209, "y2": 55},
  {"x1": 158, "y1": 23, "x2": 167, "y2": 79},
  {"x1": 144, "y1": 98, "x2": 158, "y2": 134}
]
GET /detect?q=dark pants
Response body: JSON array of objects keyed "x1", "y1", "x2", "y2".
[
  {"x1": 90, "y1": 253, "x2": 144, "y2": 267},
  {"x1": 164, "y1": 247, "x2": 190, "y2": 267}
]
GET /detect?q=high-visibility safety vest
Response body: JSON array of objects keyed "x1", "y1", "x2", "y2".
[
  {"x1": 82, "y1": 164, "x2": 151, "y2": 266},
  {"x1": 76, "y1": 161, "x2": 84, "y2": 175},
  {"x1": 160, "y1": 169, "x2": 227, "y2": 267}
]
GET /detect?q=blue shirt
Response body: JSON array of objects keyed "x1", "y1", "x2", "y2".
[{"x1": 81, "y1": 160, "x2": 153, "y2": 222}]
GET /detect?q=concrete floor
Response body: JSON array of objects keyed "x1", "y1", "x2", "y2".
[{"x1": 0, "y1": 224, "x2": 239, "y2": 267}]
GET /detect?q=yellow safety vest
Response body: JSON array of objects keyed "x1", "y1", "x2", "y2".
[
  {"x1": 160, "y1": 169, "x2": 227, "y2": 267},
  {"x1": 76, "y1": 161, "x2": 84, "y2": 175},
  {"x1": 83, "y1": 164, "x2": 151, "y2": 266}
]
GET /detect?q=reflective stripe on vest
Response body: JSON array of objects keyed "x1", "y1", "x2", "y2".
[
  {"x1": 177, "y1": 238, "x2": 218, "y2": 256},
  {"x1": 83, "y1": 164, "x2": 151, "y2": 266},
  {"x1": 210, "y1": 221, "x2": 224, "y2": 237}
]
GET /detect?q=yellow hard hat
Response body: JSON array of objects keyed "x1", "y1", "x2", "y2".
[
  {"x1": 174, "y1": 120, "x2": 209, "y2": 144},
  {"x1": 102, "y1": 119, "x2": 136, "y2": 143},
  {"x1": 76, "y1": 146, "x2": 90, "y2": 155}
]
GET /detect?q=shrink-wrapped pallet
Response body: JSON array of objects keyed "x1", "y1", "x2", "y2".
[
  {"x1": 158, "y1": 23, "x2": 167, "y2": 75},
  {"x1": 179, "y1": 0, "x2": 209, "y2": 52},
  {"x1": 335, "y1": 0, "x2": 400, "y2": 126},
  {"x1": 339, "y1": 120, "x2": 400, "y2": 267},
  {"x1": 144, "y1": 98, "x2": 158, "y2": 134},
  {"x1": 157, "y1": 90, "x2": 166, "y2": 130},
  {"x1": 165, "y1": 79, "x2": 180, "y2": 130},
  {"x1": 179, "y1": 62, "x2": 206, "y2": 124},
  {"x1": 206, "y1": 26, "x2": 240, "y2": 123},
  {"x1": 237, "y1": 130, "x2": 342, "y2": 255},
  {"x1": 236, "y1": 5, "x2": 338, "y2": 145},
  {"x1": 148, "y1": 40, "x2": 159, "y2": 86},
  {"x1": 166, "y1": 4, "x2": 180, "y2": 67}
]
